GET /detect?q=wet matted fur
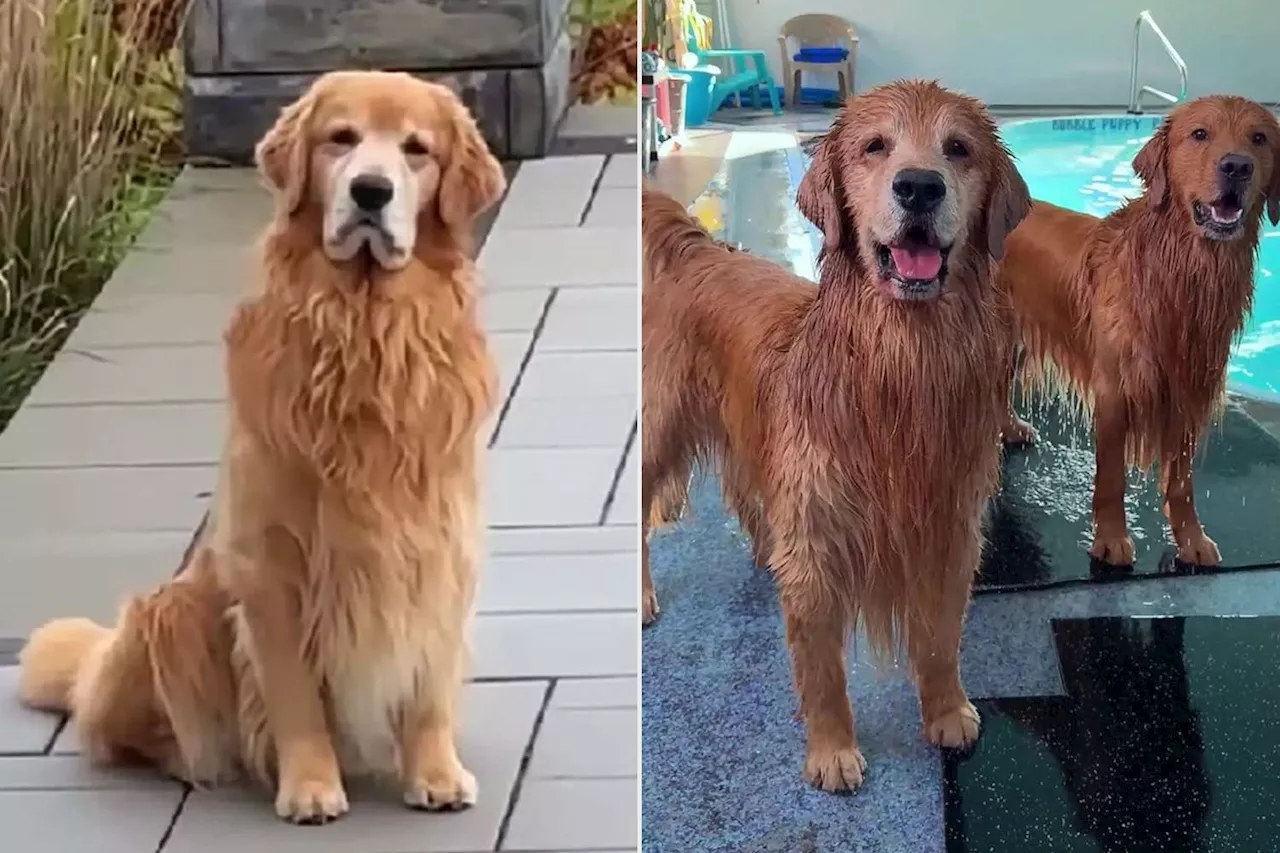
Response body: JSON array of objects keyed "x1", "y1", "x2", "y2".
[
  {"x1": 17, "y1": 71, "x2": 506, "y2": 824},
  {"x1": 1002, "y1": 95, "x2": 1280, "y2": 568},
  {"x1": 641, "y1": 80, "x2": 1031, "y2": 792}
]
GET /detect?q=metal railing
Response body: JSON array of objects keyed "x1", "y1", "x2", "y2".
[{"x1": 1127, "y1": 10, "x2": 1188, "y2": 114}]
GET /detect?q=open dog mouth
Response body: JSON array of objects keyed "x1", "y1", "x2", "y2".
[
  {"x1": 874, "y1": 225, "x2": 951, "y2": 301},
  {"x1": 1192, "y1": 193, "x2": 1245, "y2": 240}
]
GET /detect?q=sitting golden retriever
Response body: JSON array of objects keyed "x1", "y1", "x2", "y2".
[
  {"x1": 641, "y1": 80, "x2": 1031, "y2": 791},
  {"x1": 1002, "y1": 96, "x2": 1280, "y2": 566},
  {"x1": 18, "y1": 70, "x2": 505, "y2": 824}
]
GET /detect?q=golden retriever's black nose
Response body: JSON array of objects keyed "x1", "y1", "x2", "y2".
[
  {"x1": 1218, "y1": 154, "x2": 1254, "y2": 184},
  {"x1": 350, "y1": 173, "x2": 394, "y2": 212},
  {"x1": 892, "y1": 168, "x2": 946, "y2": 214}
]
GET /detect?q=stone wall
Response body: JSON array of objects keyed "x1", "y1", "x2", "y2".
[{"x1": 184, "y1": 0, "x2": 573, "y2": 162}]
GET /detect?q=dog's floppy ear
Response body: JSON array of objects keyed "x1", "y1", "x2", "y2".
[
  {"x1": 1133, "y1": 120, "x2": 1171, "y2": 208},
  {"x1": 796, "y1": 133, "x2": 847, "y2": 251},
  {"x1": 438, "y1": 95, "x2": 506, "y2": 228},
  {"x1": 984, "y1": 147, "x2": 1033, "y2": 261},
  {"x1": 1266, "y1": 137, "x2": 1280, "y2": 226},
  {"x1": 255, "y1": 91, "x2": 316, "y2": 216}
]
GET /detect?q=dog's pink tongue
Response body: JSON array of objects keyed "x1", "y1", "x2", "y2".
[{"x1": 889, "y1": 246, "x2": 942, "y2": 280}]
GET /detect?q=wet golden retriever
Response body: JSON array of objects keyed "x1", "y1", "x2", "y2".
[
  {"x1": 18, "y1": 70, "x2": 505, "y2": 824},
  {"x1": 1002, "y1": 96, "x2": 1280, "y2": 566},
  {"x1": 641, "y1": 80, "x2": 1031, "y2": 791}
]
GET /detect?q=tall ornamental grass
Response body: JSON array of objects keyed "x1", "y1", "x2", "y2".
[{"x1": 0, "y1": 0, "x2": 184, "y2": 425}]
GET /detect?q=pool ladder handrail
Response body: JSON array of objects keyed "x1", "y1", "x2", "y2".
[{"x1": 1127, "y1": 10, "x2": 1188, "y2": 114}]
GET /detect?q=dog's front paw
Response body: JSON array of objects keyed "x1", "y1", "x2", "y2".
[
  {"x1": 925, "y1": 701, "x2": 981, "y2": 749},
  {"x1": 404, "y1": 762, "x2": 478, "y2": 812},
  {"x1": 642, "y1": 590, "x2": 660, "y2": 627},
  {"x1": 275, "y1": 775, "x2": 349, "y2": 825},
  {"x1": 1089, "y1": 532, "x2": 1135, "y2": 566},
  {"x1": 1176, "y1": 530, "x2": 1221, "y2": 566},
  {"x1": 803, "y1": 743, "x2": 867, "y2": 793}
]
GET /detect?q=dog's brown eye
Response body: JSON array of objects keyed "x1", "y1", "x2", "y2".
[
  {"x1": 1191, "y1": 128, "x2": 1209, "y2": 142},
  {"x1": 944, "y1": 138, "x2": 969, "y2": 158},
  {"x1": 329, "y1": 127, "x2": 359, "y2": 147},
  {"x1": 402, "y1": 137, "x2": 429, "y2": 156},
  {"x1": 865, "y1": 137, "x2": 886, "y2": 155},
  {"x1": 1252, "y1": 132, "x2": 1268, "y2": 146}
]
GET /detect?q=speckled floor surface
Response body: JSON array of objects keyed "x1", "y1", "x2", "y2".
[{"x1": 641, "y1": 123, "x2": 1280, "y2": 852}]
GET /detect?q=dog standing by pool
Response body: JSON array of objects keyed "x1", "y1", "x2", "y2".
[
  {"x1": 1002, "y1": 95, "x2": 1280, "y2": 568},
  {"x1": 641, "y1": 80, "x2": 1031, "y2": 791}
]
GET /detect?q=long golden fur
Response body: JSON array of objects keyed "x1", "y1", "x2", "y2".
[
  {"x1": 18, "y1": 71, "x2": 506, "y2": 824},
  {"x1": 641, "y1": 81, "x2": 1031, "y2": 792},
  {"x1": 1002, "y1": 95, "x2": 1280, "y2": 566}
]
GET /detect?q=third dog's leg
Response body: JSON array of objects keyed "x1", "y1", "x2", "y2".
[
  {"x1": 1089, "y1": 392, "x2": 1135, "y2": 565},
  {"x1": 910, "y1": 558, "x2": 980, "y2": 749},
  {"x1": 777, "y1": 569, "x2": 865, "y2": 792},
  {"x1": 1160, "y1": 433, "x2": 1220, "y2": 566}
]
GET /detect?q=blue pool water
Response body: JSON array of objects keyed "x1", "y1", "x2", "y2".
[{"x1": 1002, "y1": 115, "x2": 1280, "y2": 402}]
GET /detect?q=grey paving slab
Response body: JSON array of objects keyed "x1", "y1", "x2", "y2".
[
  {"x1": 601, "y1": 153, "x2": 639, "y2": 188},
  {"x1": 0, "y1": 466, "x2": 212, "y2": 536},
  {"x1": 76, "y1": 288, "x2": 548, "y2": 350},
  {"x1": 0, "y1": 668, "x2": 59, "y2": 755},
  {"x1": 0, "y1": 754, "x2": 178, "y2": 790},
  {"x1": 100, "y1": 240, "x2": 260, "y2": 297},
  {"x1": 0, "y1": 531, "x2": 189, "y2": 635},
  {"x1": 605, "y1": 442, "x2": 637, "y2": 526},
  {"x1": 23, "y1": 344, "x2": 225, "y2": 406},
  {"x1": 487, "y1": 447, "x2": 620, "y2": 526},
  {"x1": 517, "y1": 350, "x2": 637, "y2": 399},
  {"x1": 584, "y1": 188, "x2": 637, "y2": 228},
  {"x1": 503, "y1": 777, "x2": 638, "y2": 850},
  {"x1": 496, "y1": 394, "x2": 635, "y2": 448},
  {"x1": 478, "y1": 226, "x2": 636, "y2": 289},
  {"x1": 0, "y1": 788, "x2": 184, "y2": 853},
  {"x1": 493, "y1": 155, "x2": 604, "y2": 229},
  {"x1": 527, "y1": 707, "x2": 637, "y2": 778},
  {"x1": 486, "y1": 525, "x2": 636, "y2": 556},
  {"x1": 165, "y1": 681, "x2": 546, "y2": 853},
  {"x1": 477, "y1": 552, "x2": 635, "y2": 614},
  {"x1": 0, "y1": 402, "x2": 224, "y2": 468},
  {"x1": 20, "y1": 330, "x2": 524, "y2": 412},
  {"x1": 538, "y1": 287, "x2": 637, "y2": 352},
  {"x1": 551, "y1": 677, "x2": 637, "y2": 709},
  {"x1": 558, "y1": 105, "x2": 637, "y2": 140},
  {"x1": 471, "y1": 613, "x2": 636, "y2": 679}
]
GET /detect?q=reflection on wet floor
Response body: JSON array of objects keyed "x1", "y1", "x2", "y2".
[{"x1": 946, "y1": 616, "x2": 1280, "y2": 853}]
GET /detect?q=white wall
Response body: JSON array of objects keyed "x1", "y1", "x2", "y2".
[{"x1": 718, "y1": 0, "x2": 1280, "y2": 107}]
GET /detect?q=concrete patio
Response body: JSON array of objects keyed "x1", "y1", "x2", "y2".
[{"x1": 0, "y1": 146, "x2": 638, "y2": 851}]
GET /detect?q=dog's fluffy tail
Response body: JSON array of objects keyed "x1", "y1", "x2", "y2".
[
  {"x1": 18, "y1": 618, "x2": 113, "y2": 713},
  {"x1": 641, "y1": 186, "x2": 739, "y2": 280}
]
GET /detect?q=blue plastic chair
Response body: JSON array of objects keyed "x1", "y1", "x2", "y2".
[{"x1": 682, "y1": 15, "x2": 781, "y2": 116}]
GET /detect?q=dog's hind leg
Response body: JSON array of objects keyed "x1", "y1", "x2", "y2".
[
  {"x1": 1001, "y1": 344, "x2": 1038, "y2": 447},
  {"x1": 723, "y1": 462, "x2": 770, "y2": 568}
]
